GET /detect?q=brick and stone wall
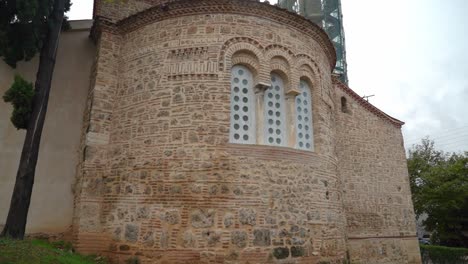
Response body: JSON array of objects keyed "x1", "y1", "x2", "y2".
[
  {"x1": 335, "y1": 81, "x2": 421, "y2": 263},
  {"x1": 69, "y1": 0, "x2": 420, "y2": 263},
  {"x1": 73, "y1": 0, "x2": 351, "y2": 263}
]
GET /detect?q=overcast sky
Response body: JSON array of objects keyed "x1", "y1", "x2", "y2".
[{"x1": 67, "y1": 0, "x2": 468, "y2": 154}]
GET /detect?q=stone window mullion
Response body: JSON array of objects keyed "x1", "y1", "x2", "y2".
[{"x1": 285, "y1": 93, "x2": 299, "y2": 148}]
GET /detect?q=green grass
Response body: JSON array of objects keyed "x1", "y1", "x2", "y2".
[{"x1": 0, "y1": 238, "x2": 108, "y2": 264}]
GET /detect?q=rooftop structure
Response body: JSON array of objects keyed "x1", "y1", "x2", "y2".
[{"x1": 277, "y1": 0, "x2": 348, "y2": 83}]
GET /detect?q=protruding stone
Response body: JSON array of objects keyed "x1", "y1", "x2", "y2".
[
  {"x1": 191, "y1": 209, "x2": 215, "y2": 228},
  {"x1": 125, "y1": 224, "x2": 139, "y2": 242},
  {"x1": 253, "y1": 229, "x2": 271, "y2": 246},
  {"x1": 273, "y1": 247, "x2": 290, "y2": 259},
  {"x1": 239, "y1": 208, "x2": 256, "y2": 226},
  {"x1": 231, "y1": 231, "x2": 247, "y2": 248},
  {"x1": 165, "y1": 210, "x2": 180, "y2": 225},
  {"x1": 291, "y1": 246, "x2": 305, "y2": 258},
  {"x1": 202, "y1": 230, "x2": 221, "y2": 247},
  {"x1": 224, "y1": 213, "x2": 234, "y2": 228}
]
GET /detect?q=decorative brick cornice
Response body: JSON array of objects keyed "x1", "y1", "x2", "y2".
[
  {"x1": 333, "y1": 76, "x2": 405, "y2": 128},
  {"x1": 93, "y1": 0, "x2": 336, "y2": 71}
]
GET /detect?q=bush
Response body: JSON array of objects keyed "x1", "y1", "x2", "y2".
[
  {"x1": 3, "y1": 75, "x2": 34, "y2": 129},
  {"x1": 420, "y1": 245, "x2": 468, "y2": 264}
]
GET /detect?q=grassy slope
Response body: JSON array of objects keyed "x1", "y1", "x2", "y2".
[{"x1": 0, "y1": 238, "x2": 107, "y2": 264}]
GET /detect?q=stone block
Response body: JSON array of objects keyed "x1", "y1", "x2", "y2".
[
  {"x1": 231, "y1": 231, "x2": 247, "y2": 248},
  {"x1": 191, "y1": 209, "x2": 215, "y2": 228},
  {"x1": 239, "y1": 208, "x2": 256, "y2": 226},
  {"x1": 125, "y1": 224, "x2": 139, "y2": 242},
  {"x1": 253, "y1": 229, "x2": 271, "y2": 246}
]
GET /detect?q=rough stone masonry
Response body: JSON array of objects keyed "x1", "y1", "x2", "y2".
[{"x1": 0, "y1": 0, "x2": 421, "y2": 263}]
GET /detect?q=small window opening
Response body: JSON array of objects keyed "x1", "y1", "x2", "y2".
[{"x1": 341, "y1": 96, "x2": 348, "y2": 113}]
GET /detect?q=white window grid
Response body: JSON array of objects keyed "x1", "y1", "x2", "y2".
[
  {"x1": 230, "y1": 65, "x2": 256, "y2": 144},
  {"x1": 295, "y1": 80, "x2": 314, "y2": 151},
  {"x1": 264, "y1": 74, "x2": 287, "y2": 146}
]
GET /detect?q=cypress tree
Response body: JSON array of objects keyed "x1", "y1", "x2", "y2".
[{"x1": 0, "y1": 0, "x2": 71, "y2": 239}]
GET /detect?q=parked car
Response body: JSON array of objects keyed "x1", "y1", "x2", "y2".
[{"x1": 419, "y1": 235, "x2": 431, "y2": 245}]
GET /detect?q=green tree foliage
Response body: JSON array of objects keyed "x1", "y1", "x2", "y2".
[
  {"x1": 408, "y1": 138, "x2": 468, "y2": 247},
  {"x1": 3, "y1": 75, "x2": 35, "y2": 129},
  {"x1": 0, "y1": 0, "x2": 71, "y2": 67}
]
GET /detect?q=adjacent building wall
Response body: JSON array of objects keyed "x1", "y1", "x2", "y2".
[
  {"x1": 335, "y1": 81, "x2": 421, "y2": 263},
  {"x1": 0, "y1": 20, "x2": 95, "y2": 235}
]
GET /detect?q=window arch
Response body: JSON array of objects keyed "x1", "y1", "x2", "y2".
[
  {"x1": 295, "y1": 80, "x2": 314, "y2": 151},
  {"x1": 230, "y1": 65, "x2": 256, "y2": 144},
  {"x1": 264, "y1": 73, "x2": 287, "y2": 146}
]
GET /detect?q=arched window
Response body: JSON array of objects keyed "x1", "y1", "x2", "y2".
[
  {"x1": 264, "y1": 73, "x2": 286, "y2": 146},
  {"x1": 295, "y1": 80, "x2": 314, "y2": 151},
  {"x1": 230, "y1": 65, "x2": 256, "y2": 144}
]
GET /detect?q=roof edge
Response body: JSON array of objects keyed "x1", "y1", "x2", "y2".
[
  {"x1": 333, "y1": 76, "x2": 405, "y2": 128},
  {"x1": 93, "y1": 0, "x2": 336, "y2": 71}
]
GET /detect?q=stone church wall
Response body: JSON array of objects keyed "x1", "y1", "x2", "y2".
[
  {"x1": 72, "y1": 1, "x2": 350, "y2": 263},
  {"x1": 0, "y1": 20, "x2": 95, "y2": 235},
  {"x1": 335, "y1": 82, "x2": 421, "y2": 263},
  {"x1": 0, "y1": 1, "x2": 422, "y2": 263}
]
